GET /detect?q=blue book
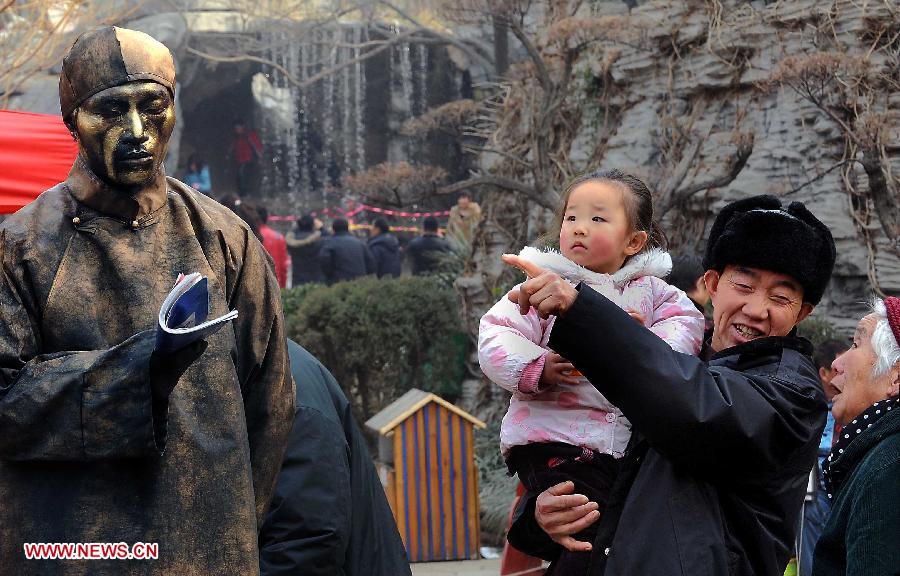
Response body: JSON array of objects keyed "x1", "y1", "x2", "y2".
[{"x1": 155, "y1": 273, "x2": 238, "y2": 354}]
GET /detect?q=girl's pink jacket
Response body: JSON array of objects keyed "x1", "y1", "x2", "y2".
[{"x1": 479, "y1": 247, "x2": 705, "y2": 457}]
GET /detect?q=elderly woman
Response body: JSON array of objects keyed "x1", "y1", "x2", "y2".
[{"x1": 812, "y1": 296, "x2": 900, "y2": 576}]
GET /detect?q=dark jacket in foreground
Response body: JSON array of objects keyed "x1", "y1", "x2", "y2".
[
  {"x1": 508, "y1": 284, "x2": 826, "y2": 576},
  {"x1": 318, "y1": 231, "x2": 374, "y2": 284},
  {"x1": 812, "y1": 402, "x2": 900, "y2": 576},
  {"x1": 406, "y1": 233, "x2": 450, "y2": 275},
  {"x1": 259, "y1": 340, "x2": 411, "y2": 576},
  {"x1": 0, "y1": 159, "x2": 295, "y2": 575},
  {"x1": 368, "y1": 233, "x2": 402, "y2": 278}
]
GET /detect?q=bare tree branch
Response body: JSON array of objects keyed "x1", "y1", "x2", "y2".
[
  {"x1": 666, "y1": 133, "x2": 754, "y2": 210},
  {"x1": 437, "y1": 175, "x2": 553, "y2": 209},
  {"x1": 187, "y1": 26, "x2": 422, "y2": 90},
  {"x1": 377, "y1": 0, "x2": 496, "y2": 74},
  {"x1": 506, "y1": 16, "x2": 551, "y2": 91},
  {"x1": 860, "y1": 144, "x2": 899, "y2": 243}
]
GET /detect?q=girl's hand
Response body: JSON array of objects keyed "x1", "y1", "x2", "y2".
[
  {"x1": 535, "y1": 481, "x2": 600, "y2": 552},
  {"x1": 540, "y1": 353, "x2": 581, "y2": 387},
  {"x1": 503, "y1": 254, "x2": 578, "y2": 319}
]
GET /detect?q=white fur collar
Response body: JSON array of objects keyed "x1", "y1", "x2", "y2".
[{"x1": 518, "y1": 246, "x2": 672, "y2": 288}]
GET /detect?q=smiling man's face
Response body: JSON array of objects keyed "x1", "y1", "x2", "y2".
[
  {"x1": 705, "y1": 265, "x2": 814, "y2": 352},
  {"x1": 73, "y1": 81, "x2": 175, "y2": 189}
]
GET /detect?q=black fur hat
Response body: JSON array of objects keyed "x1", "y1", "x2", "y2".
[{"x1": 703, "y1": 195, "x2": 836, "y2": 304}]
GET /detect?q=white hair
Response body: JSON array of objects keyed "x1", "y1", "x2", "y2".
[{"x1": 871, "y1": 297, "x2": 900, "y2": 377}]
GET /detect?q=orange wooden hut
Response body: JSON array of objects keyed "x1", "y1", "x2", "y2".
[{"x1": 365, "y1": 389, "x2": 486, "y2": 563}]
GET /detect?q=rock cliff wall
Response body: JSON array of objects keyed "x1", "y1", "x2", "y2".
[{"x1": 564, "y1": 0, "x2": 898, "y2": 331}]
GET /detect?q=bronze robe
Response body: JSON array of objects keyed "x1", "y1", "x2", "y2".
[{"x1": 0, "y1": 159, "x2": 294, "y2": 575}]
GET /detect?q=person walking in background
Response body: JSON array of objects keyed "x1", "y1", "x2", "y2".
[
  {"x1": 183, "y1": 154, "x2": 212, "y2": 195},
  {"x1": 669, "y1": 253, "x2": 712, "y2": 331},
  {"x1": 446, "y1": 191, "x2": 482, "y2": 246},
  {"x1": 220, "y1": 194, "x2": 264, "y2": 242},
  {"x1": 368, "y1": 218, "x2": 401, "y2": 278},
  {"x1": 407, "y1": 216, "x2": 451, "y2": 276},
  {"x1": 258, "y1": 204, "x2": 289, "y2": 289},
  {"x1": 229, "y1": 118, "x2": 263, "y2": 196},
  {"x1": 798, "y1": 338, "x2": 850, "y2": 576},
  {"x1": 314, "y1": 216, "x2": 329, "y2": 238},
  {"x1": 318, "y1": 218, "x2": 374, "y2": 285},
  {"x1": 287, "y1": 214, "x2": 325, "y2": 285},
  {"x1": 668, "y1": 253, "x2": 709, "y2": 312}
]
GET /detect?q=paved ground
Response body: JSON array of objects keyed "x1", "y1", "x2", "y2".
[{"x1": 412, "y1": 559, "x2": 501, "y2": 576}]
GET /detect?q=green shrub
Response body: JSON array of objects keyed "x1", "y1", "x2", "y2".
[
  {"x1": 283, "y1": 276, "x2": 465, "y2": 425},
  {"x1": 281, "y1": 282, "x2": 325, "y2": 318},
  {"x1": 282, "y1": 283, "x2": 327, "y2": 339}
]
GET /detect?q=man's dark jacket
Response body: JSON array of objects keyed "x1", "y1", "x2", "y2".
[
  {"x1": 509, "y1": 285, "x2": 826, "y2": 576},
  {"x1": 368, "y1": 233, "x2": 402, "y2": 278},
  {"x1": 318, "y1": 231, "x2": 374, "y2": 284},
  {"x1": 406, "y1": 233, "x2": 450, "y2": 275},
  {"x1": 259, "y1": 340, "x2": 411, "y2": 576}
]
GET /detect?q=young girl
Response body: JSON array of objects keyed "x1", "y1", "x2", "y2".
[{"x1": 478, "y1": 169, "x2": 705, "y2": 572}]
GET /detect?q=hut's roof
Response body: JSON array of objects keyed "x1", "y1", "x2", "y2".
[{"x1": 365, "y1": 388, "x2": 486, "y2": 435}]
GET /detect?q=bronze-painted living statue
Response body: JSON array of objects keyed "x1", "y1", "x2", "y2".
[{"x1": 0, "y1": 26, "x2": 295, "y2": 575}]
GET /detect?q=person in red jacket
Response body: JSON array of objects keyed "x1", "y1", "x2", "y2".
[
  {"x1": 229, "y1": 119, "x2": 263, "y2": 196},
  {"x1": 258, "y1": 204, "x2": 289, "y2": 288}
]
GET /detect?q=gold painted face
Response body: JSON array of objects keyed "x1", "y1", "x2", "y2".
[{"x1": 73, "y1": 81, "x2": 175, "y2": 189}]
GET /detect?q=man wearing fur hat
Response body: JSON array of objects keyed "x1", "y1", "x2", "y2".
[
  {"x1": 503, "y1": 195, "x2": 836, "y2": 575},
  {"x1": 0, "y1": 27, "x2": 294, "y2": 574}
]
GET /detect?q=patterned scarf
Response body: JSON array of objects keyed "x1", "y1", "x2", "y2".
[{"x1": 822, "y1": 397, "x2": 899, "y2": 500}]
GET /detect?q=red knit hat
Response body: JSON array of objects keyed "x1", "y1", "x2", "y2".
[{"x1": 886, "y1": 296, "x2": 900, "y2": 344}]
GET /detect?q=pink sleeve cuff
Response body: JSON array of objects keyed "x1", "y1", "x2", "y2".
[{"x1": 518, "y1": 353, "x2": 548, "y2": 394}]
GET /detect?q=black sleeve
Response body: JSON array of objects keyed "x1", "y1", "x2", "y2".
[
  {"x1": 259, "y1": 406, "x2": 351, "y2": 576},
  {"x1": 548, "y1": 284, "x2": 825, "y2": 477}
]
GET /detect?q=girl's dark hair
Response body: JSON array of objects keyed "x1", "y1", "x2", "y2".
[{"x1": 541, "y1": 168, "x2": 666, "y2": 254}]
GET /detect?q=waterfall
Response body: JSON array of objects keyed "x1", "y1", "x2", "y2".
[
  {"x1": 285, "y1": 32, "x2": 300, "y2": 201},
  {"x1": 416, "y1": 43, "x2": 428, "y2": 115},
  {"x1": 341, "y1": 27, "x2": 352, "y2": 172},
  {"x1": 354, "y1": 24, "x2": 366, "y2": 173},
  {"x1": 399, "y1": 40, "x2": 414, "y2": 117},
  {"x1": 298, "y1": 39, "x2": 311, "y2": 207},
  {"x1": 321, "y1": 31, "x2": 337, "y2": 204}
]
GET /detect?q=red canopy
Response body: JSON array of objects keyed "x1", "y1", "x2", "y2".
[{"x1": 0, "y1": 109, "x2": 77, "y2": 214}]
